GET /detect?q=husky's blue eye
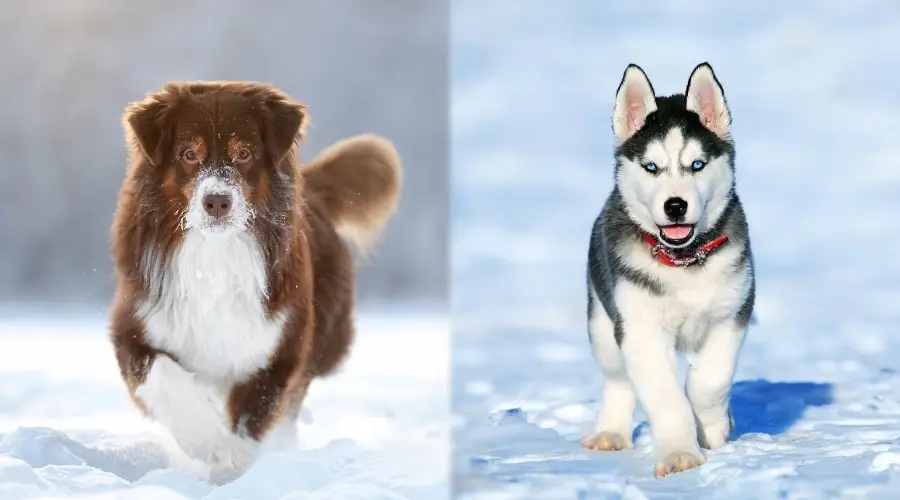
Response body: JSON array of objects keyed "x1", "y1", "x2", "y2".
[
  {"x1": 691, "y1": 160, "x2": 706, "y2": 171},
  {"x1": 642, "y1": 162, "x2": 658, "y2": 173}
]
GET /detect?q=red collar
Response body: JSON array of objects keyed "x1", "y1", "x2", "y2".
[{"x1": 642, "y1": 232, "x2": 729, "y2": 267}]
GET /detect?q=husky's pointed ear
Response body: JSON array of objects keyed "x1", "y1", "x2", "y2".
[
  {"x1": 686, "y1": 62, "x2": 731, "y2": 138},
  {"x1": 612, "y1": 64, "x2": 657, "y2": 142}
]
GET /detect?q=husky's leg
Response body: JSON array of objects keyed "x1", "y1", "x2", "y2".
[
  {"x1": 616, "y1": 283, "x2": 705, "y2": 477},
  {"x1": 686, "y1": 319, "x2": 746, "y2": 449},
  {"x1": 583, "y1": 290, "x2": 635, "y2": 451}
]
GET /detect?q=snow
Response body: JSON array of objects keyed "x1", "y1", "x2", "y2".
[
  {"x1": 452, "y1": 0, "x2": 900, "y2": 498},
  {"x1": 0, "y1": 307, "x2": 448, "y2": 499}
]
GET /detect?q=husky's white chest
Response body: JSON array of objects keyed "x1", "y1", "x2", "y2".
[
  {"x1": 138, "y1": 232, "x2": 286, "y2": 382},
  {"x1": 623, "y1": 241, "x2": 751, "y2": 344}
]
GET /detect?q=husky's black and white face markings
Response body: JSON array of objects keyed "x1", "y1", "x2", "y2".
[
  {"x1": 583, "y1": 62, "x2": 755, "y2": 478},
  {"x1": 613, "y1": 64, "x2": 735, "y2": 248}
]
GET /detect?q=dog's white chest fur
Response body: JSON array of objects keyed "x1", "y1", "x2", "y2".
[
  {"x1": 139, "y1": 231, "x2": 286, "y2": 382},
  {"x1": 621, "y1": 240, "x2": 751, "y2": 347}
]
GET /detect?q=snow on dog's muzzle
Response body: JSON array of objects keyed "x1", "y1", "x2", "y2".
[{"x1": 184, "y1": 168, "x2": 252, "y2": 235}]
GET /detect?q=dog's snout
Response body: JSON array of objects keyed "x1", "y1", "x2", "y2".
[
  {"x1": 663, "y1": 197, "x2": 688, "y2": 220},
  {"x1": 203, "y1": 193, "x2": 232, "y2": 219}
]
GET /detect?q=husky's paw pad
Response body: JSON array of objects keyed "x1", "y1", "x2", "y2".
[
  {"x1": 582, "y1": 431, "x2": 631, "y2": 451},
  {"x1": 654, "y1": 450, "x2": 706, "y2": 477}
]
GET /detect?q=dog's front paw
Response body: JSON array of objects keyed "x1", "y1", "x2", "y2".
[
  {"x1": 209, "y1": 462, "x2": 246, "y2": 486},
  {"x1": 204, "y1": 437, "x2": 257, "y2": 485},
  {"x1": 654, "y1": 449, "x2": 706, "y2": 477},
  {"x1": 582, "y1": 431, "x2": 632, "y2": 451},
  {"x1": 226, "y1": 379, "x2": 282, "y2": 441},
  {"x1": 696, "y1": 411, "x2": 733, "y2": 450}
]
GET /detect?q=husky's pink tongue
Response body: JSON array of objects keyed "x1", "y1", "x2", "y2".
[{"x1": 661, "y1": 225, "x2": 692, "y2": 240}]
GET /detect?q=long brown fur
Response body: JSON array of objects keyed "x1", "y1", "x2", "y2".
[
  {"x1": 301, "y1": 134, "x2": 403, "y2": 253},
  {"x1": 109, "y1": 80, "x2": 401, "y2": 443}
]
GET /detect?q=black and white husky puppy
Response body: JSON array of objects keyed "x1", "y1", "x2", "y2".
[{"x1": 582, "y1": 62, "x2": 754, "y2": 477}]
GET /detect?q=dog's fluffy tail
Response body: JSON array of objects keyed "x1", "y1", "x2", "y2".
[{"x1": 300, "y1": 134, "x2": 402, "y2": 253}]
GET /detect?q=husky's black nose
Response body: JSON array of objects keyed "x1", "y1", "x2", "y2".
[{"x1": 663, "y1": 197, "x2": 688, "y2": 220}]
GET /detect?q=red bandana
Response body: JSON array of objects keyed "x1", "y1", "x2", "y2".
[{"x1": 642, "y1": 232, "x2": 729, "y2": 268}]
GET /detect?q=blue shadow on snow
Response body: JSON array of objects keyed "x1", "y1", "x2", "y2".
[{"x1": 728, "y1": 379, "x2": 834, "y2": 438}]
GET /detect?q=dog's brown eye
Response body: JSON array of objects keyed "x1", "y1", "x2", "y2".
[
  {"x1": 235, "y1": 149, "x2": 251, "y2": 164},
  {"x1": 183, "y1": 149, "x2": 199, "y2": 163}
]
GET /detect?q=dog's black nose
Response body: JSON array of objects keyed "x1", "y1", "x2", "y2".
[
  {"x1": 203, "y1": 193, "x2": 232, "y2": 219},
  {"x1": 663, "y1": 197, "x2": 688, "y2": 220}
]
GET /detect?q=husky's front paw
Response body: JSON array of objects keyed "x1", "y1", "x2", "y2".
[
  {"x1": 654, "y1": 449, "x2": 706, "y2": 477},
  {"x1": 582, "y1": 431, "x2": 631, "y2": 451},
  {"x1": 696, "y1": 411, "x2": 733, "y2": 450}
]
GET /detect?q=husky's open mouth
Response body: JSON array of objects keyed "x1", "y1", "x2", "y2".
[{"x1": 657, "y1": 224, "x2": 695, "y2": 246}]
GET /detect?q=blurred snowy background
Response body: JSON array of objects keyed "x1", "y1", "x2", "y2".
[
  {"x1": 0, "y1": 0, "x2": 446, "y2": 306},
  {"x1": 0, "y1": 1, "x2": 448, "y2": 499},
  {"x1": 452, "y1": 1, "x2": 900, "y2": 498}
]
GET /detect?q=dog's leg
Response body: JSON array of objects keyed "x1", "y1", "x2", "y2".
[
  {"x1": 686, "y1": 319, "x2": 745, "y2": 450},
  {"x1": 225, "y1": 346, "x2": 308, "y2": 441},
  {"x1": 617, "y1": 284, "x2": 705, "y2": 477},
  {"x1": 583, "y1": 292, "x2": 635, "y2": 451},
  {"x1": 109, "y1": 317, "x2": 161, "y2": 409},
  {"x1": 135, "y1": 355, "x2": 258, "y2": 481}
]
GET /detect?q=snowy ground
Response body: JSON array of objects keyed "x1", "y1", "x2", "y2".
[
  {"x1": 0, "y1": 305, "x2": 448, "y2": 500},
  {"x1": 452, "y1": 1, "x2": 900, "y2": 498}
]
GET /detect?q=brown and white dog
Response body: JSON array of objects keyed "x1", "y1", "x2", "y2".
[{"x1": 108, "y1": 81, "x2": 402, "y2": 482}]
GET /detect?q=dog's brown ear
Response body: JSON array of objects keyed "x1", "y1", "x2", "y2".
[
  {"x1": 258, "y1": 89, "x2": 307, "y2": 166},
  {"x1": 123, "y1": 88, "x2": 179, "y2": 166}
]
